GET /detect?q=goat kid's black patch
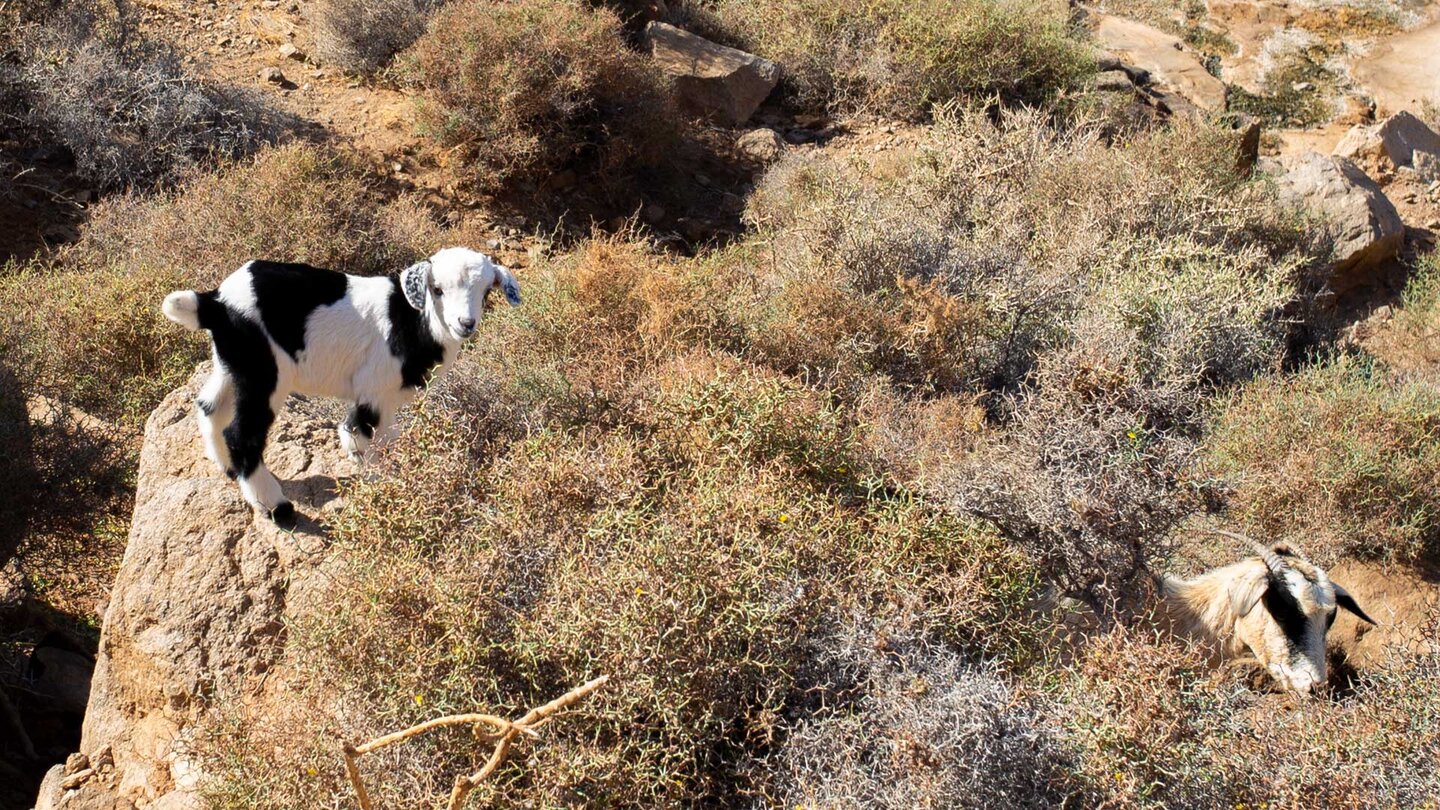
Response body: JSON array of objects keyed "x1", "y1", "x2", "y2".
[
  {"x1": 248, "y1": 261, "x2": 348, "y2": 361},
  {"x1": 1262, "y1": 578, "x2": 1313, "y2": 650},
  {"x1": 386, "y1": 276, "x2": 445, "y2": 389},
  {"x1": 345, "y1": 403, "x2": 381, "y2": 439}
]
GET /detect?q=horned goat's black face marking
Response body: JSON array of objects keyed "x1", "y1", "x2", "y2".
[{"x1": 1262, "y1": 576, "x2": 1313, "y2": 650}]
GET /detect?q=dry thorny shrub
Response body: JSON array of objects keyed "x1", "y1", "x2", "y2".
[
  {"x1": 309, "y1": 0, "x2": 442, "y2": 74},
  {"x1": 761, "y1": 618, "x2": 1078, "y2": 809},
  {"x1": 674, "y1": 0, "x2": 1092, "y2": 118},
  {"x1": 404, "y1": 0, "x2": 683, "y2": 193},
  {"x1": 733, "y1": 104, "x2": 1319, "y2": 602},
  {"x1": 250, "y1": 343, "x2": 1042, "y2": 807},
  {"x1": 1204, "y1": 356, "x2": 1440, "y2": 566},
  {"x1": 4, "y1": 0, "x2": 288, "y2": 190}
]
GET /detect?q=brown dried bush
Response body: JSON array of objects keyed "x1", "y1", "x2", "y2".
[
  {"x1": 405, "y1": 0, "x2": 682, "y2": 192},
  {"x1": 1056, "y1": 619, "x2": 1440, "y2": 807}
]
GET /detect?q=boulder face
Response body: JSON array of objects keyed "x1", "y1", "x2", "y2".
[
  {"x1": 1274, "y1": 152, "x2": 1405, "y2": 293},
  {"x1": 1088, "y1": 13, "x2": 1227, "y2": 113},
  {"x1": 645, "y1": 22, "x2": 780, "y2": 126},
  {"x1": 1334, "y1": 110, "x2": 1440, "y2": 172},
  {"x1": 34, "y1": 366, "x2": 355, "y2": 810}
]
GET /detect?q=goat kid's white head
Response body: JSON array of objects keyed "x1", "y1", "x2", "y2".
[
  {"x1": 1229, "y1": 543, "x2": 1375, "y2": 693},
  {"x1": 401, "y1": 247, "x2": 521, "y2": 341}
]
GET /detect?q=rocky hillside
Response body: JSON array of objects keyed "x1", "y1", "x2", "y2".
[{"x1": 5, "y1": 0, "x2": 1440, "y2": 807}]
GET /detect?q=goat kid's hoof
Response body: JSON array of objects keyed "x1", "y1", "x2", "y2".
[{"x1": 269, "y1": 501, "x2": 297, "y2": 529}]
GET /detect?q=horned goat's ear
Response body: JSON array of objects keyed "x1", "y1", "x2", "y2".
[
  {"x1": 492, "y1": 264, "x2": 521, "y2": 306},
  {"x1": 1334, "y1": 584, "x2": 1378, "y2": 626},
  {"x1": 1228, "y1": 567, "x2": 1269, "y2": 618},
  {"x1": 401, "y1": 260, "x2": 432, "y2": 311}
]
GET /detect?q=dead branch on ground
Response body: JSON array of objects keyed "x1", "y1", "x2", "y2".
[{"x1": 342, "y1": 674, "x2": 609, "y2": 810}]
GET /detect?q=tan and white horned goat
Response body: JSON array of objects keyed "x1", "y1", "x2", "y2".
[{"x1": 1160, "y1": 534, "x2": 1376, "y2": 693}]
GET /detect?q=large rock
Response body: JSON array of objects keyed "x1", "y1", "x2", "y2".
[
  {"x1": 1275, "y1": 152, "x2": 1404, "y2": 292},
  {"x1": 1334, "y1": 110, "x2": 1440, "y2": 172},
  {"x1": 1089, "y1": 13, "x2": 1227, "y2": 113},
  {"x1": 32, "y1": 366, "x2": 356, "y2": 810},
  {"x1": 645, "y1": 22, "x2": 780, "y2": 126},
  {"x1": 1352, "y1": 19, "x2": 1440, "y2": 118}
]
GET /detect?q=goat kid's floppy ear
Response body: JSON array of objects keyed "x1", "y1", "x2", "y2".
[
  {"x1": 401, "y1": 260, "x2": 432, "y2": 311},
  {"x1": 1228, "y1": 568, "x2": 1269, "y2": 618},
  {"x1": 1334, "y1": 583, "x2": 1378, "y2": 625},
  {"x1": 492, "y1": 264, "x2": 521, "y2": 306}
]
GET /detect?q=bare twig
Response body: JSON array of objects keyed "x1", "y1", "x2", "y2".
[{"x1": 342, "y1": 674, "x2": 609, "y2": 810}]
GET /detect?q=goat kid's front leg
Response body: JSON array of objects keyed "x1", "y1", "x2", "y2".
[{"x1": 338, "y1": 402, "x2": 383, "y2": 464}]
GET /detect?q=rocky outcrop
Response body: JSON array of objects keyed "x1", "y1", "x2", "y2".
[
  {"x1": 1274, "y1": 152, "x2": 1404, "y2": 293},
  {"x1": 645, "y1": 22, "x2": 780, "y2": 126},
  {"x1": 1334, "y1": 111, "x2": 1440, "y2": 174},
  {"x1": 1088, "y1": 13, "x2": 1227, "y2": 114},
  {"x1": 33, "y1": 366, "x2": 354, "y2": 810}
]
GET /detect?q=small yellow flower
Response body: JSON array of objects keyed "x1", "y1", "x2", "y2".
[
  {"x1": 414, "y1": 694, "x2": 424, "y2": 706},
  {"x1": 778, "y1": 513, "x2": 790, "y2": 524},
  {"x1": 307, "y1": 767, "x2": 318, "y2": 776},
  {"x1": 635, "y1": 586, "x2": 645, "y2": 595}
]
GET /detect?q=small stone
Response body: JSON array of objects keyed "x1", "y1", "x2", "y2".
[
  {"x1": 353, "y1": 95, "x2": 365, "y2": 105},
  {"x1": 694, "y1": 173, "x2": 712, "y2": 186},
  {"x1": 486, "y1": 239, "x2": 502, "y2": 251},
  {"x1": 278, "y1": 42, "x2": 304, "y2": 61},
  {"x1": 64, "y1": 753, "x2": 90, "y2": 777},
  {"x1": 260, "y1": 0, "x2": 279, "y2": 8},
  {"x1": 736, "y1": 127, "x2": 787, "y2": 163},
  {"x1": 391, "y1": 161, "x2": 404, "y2": 174},
  {"x1": 720, "y1": 192, "x2": 745, "y2": 214},
  {"x1": 1093, "y1": 69, "x2": 1133, "y2": 92},
  {"x1": 258, "y1": 66, "x2": 285, "y2": 84},
  {"x1": 1291, "y1": 81, "x2": 1314, "y2": 92}
]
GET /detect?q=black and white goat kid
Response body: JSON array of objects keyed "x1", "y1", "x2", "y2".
[{"x1": 162, "y1": 247, "x2": 520, "y2": 524}]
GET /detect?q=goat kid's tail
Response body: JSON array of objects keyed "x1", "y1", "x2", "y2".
[{"x1": 162, "y1": 290, "x2": 203, "y2": 330}]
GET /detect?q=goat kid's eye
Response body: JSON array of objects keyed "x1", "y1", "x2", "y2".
[{"x1": 431, "y1": 286, "x2": 443, "y2": 297}]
